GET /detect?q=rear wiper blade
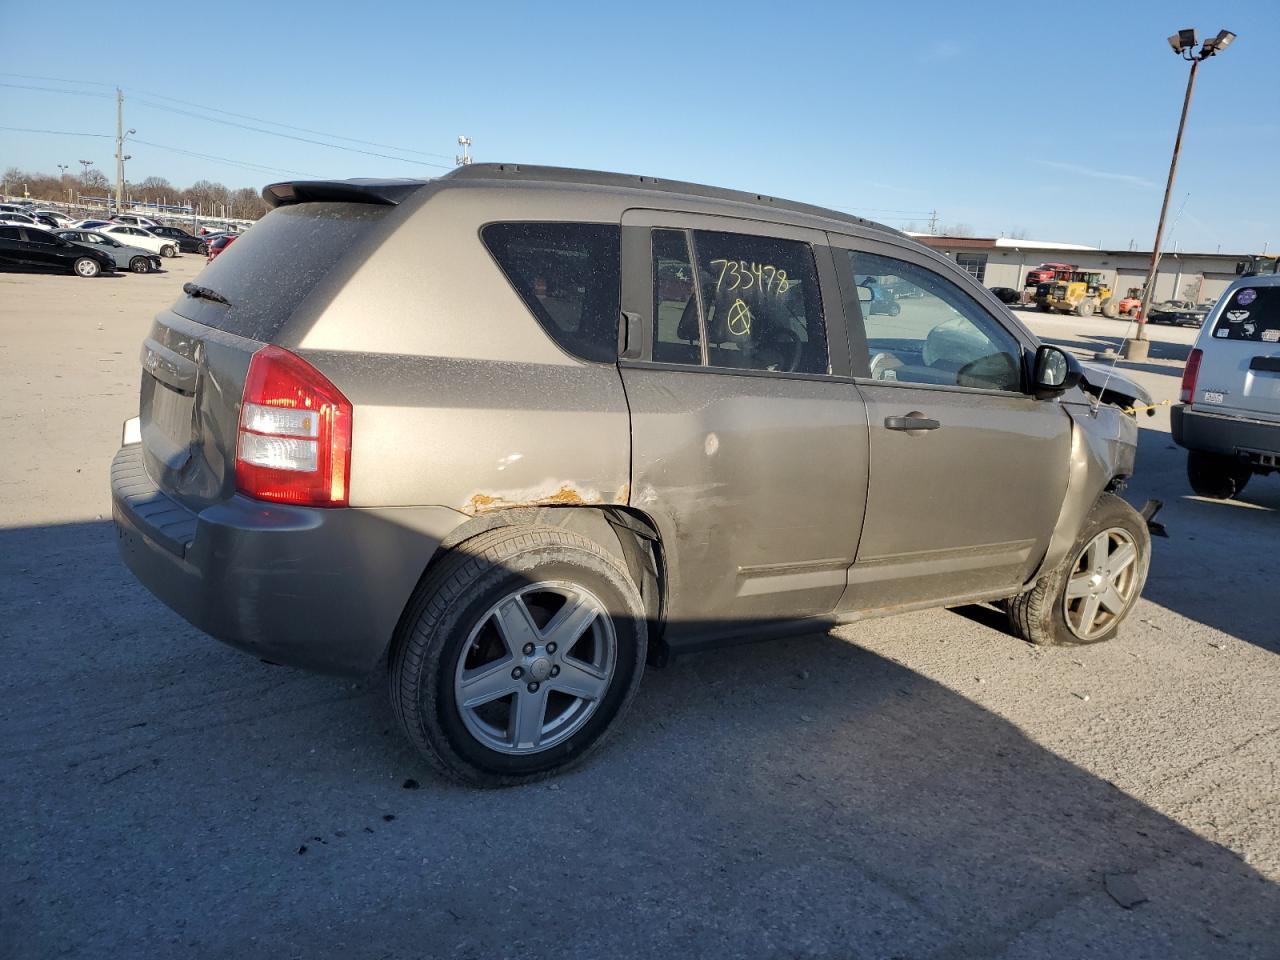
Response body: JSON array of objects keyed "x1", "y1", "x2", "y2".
[{"x1": 182, "y1": 281, "x2": 230, "y2": 306}]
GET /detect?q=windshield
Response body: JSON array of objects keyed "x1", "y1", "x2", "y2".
[{"x1": 1211, "y1": 286, "x2": 1280, "y2": 343}]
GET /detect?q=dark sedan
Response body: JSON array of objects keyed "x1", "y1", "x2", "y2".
[
  {"x1": 1148, "y1": 299, "x2": 1209, "y2": 327},
  {"x1": 149, "y1": 225, "x2": 209, "y2": 255},
  {"x1": 0, "y1": 224, "x2": 116, "y2": 277}
]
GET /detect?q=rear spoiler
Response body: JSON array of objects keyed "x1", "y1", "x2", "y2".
[{"x1": 261, "y1": 178, "x2": 431, "y2": 209}]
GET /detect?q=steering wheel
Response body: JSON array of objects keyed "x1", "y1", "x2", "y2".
[{"x1": 759, "y1": 326, "x2": 803, "y2": 372}]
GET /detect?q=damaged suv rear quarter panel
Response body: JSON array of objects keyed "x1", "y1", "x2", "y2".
[{"x1": 291, "y1": 184, "x2": 633, "y2": 513}]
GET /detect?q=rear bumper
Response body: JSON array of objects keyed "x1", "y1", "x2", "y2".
[
  {"x1": 111, "y1": 443, "x2": 467, "y2": 675},
  {"x1": 1171, "y1": 404, "x2": 1280, "y2": 459}
]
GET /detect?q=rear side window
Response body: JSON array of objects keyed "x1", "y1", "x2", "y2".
[
  {"x1": 1212, "y1": 286, "x2": 1280, "y2": 342},
  {"x1": 689, "y1": 230, "x2": 829, "y2": 375},
  {"x1": 482, "y1": 222, "x2": 620, "y2": 363},
  {"x1": 174, "y1": 202, "x2": 392, "y2": 342}
]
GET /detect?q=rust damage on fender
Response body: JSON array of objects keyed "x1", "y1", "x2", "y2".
[{"x1": 463, "y1": 483, "x2": 612, "y2": 516}]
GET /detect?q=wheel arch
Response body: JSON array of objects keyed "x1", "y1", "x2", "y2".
[{"x1": 395, "y1": 505, "x2": 670, "y2": 668}]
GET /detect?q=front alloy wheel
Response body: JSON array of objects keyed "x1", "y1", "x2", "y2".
[
  {"x1": 1062, "y1": 528, "x2": 1141, "y2": 641},
  {"x1": 73, "y1": 257, "x2": 100, "y2": 278}
]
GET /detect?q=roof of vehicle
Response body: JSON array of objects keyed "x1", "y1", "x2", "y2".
[{"x1": 262, "y1": 163, "x2": 905, "y2": 239}]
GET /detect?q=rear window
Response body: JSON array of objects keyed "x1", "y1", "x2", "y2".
[
  {"x1": 1211, "y1": 286, "x2": 1280, "y2": 343},
  {"x1": 174, "y1": 202, "x2": 392, "y2": 341},
  {"x1": 481, "y1": 222, "x2": 621, "y2": 363}
]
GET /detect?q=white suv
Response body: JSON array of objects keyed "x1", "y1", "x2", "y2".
[{"x1": 1173, "y1": 272, "x2": 1280, "y2": 498}]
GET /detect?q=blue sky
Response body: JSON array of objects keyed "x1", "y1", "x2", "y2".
[{"x1": 1, "y1": 0, "x2": 1275, "y2": 252}]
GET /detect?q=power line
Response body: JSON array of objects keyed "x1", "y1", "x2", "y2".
[
  {"x1": 127, "y1": 88, "x2": 458, "y2": 161},
  {"x1": 0, "y1": 71, "x2": 115, "y2": 88},
  {"x1": 2, "y1": 72, "x2": 457, "y2": 166},
  {"x1": 130, "y1": 138, "x2": 319, "y2": 178},
  {"x1": 0, "y1": 81, "x2": 112, "y2": 99},
  {"x1": 0, "y1": 125, "x2": 111, "y2": 138}
]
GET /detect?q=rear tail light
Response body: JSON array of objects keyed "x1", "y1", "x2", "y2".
[
  {"x1": 235, "y1": 345, "x2": 352, "y2": 507},
  {"x1": 1180, "y1": 348, "x2": 1203, "y2": 404}
]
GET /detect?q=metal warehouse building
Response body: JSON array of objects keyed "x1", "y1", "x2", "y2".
[{"x1": 915, "y1": 235, "x2": 1251, "y2": 304}]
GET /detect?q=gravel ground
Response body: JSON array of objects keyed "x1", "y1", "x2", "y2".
[{"x1": 1, "y1": 262, "x2": 1277, "y2": 959}]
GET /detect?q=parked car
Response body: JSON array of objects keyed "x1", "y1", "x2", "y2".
[
  {"x1": 1148, "y1": 299, "x2": 1209, "y2": 327},
  {"x1": 1172, "y1": 276, "x2": 1280, "y2": 499},
  {"x1": 70, "y1": 219, "x2": 114, "y2": 231},
  {"x1": 205, "y1": 233, "x2": 236, "y2": 261},
  {"x1": 55, "y1": 229, "x2": 163, "y2": 273},
  {"x1": 0, "y1": 212, "x2": 43, "y2": 227},
  {"x1": 111, "y1": 214, "x2": 161, "y2": 229},
  {"x1": 989, "y1": 286, "x2": 1022, "y2": 305},
  {"x1": 148, "y1": 225, "x2": 208, "y2": 255},
  {"x1": 95, "y1": 223, "x2": 178, "y2": 257},
  {"x1": 112, "y1": 164, "x2": 1155, "y2": 786},
  {"x1": 31, "y1": 209, "x2": 76, "y2": 229},
  {"x1": 0, "y1": 224, "x2": 116, "y2": 276}
]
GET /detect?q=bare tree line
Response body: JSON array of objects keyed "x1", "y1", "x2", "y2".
[{"x1": 2, "y1": 165, "x2": 269, "y2": 219}]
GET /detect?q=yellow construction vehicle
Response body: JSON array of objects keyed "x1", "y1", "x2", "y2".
[{"x1": 1035, "y1": 270, "x2": 1118, "y2": 318}]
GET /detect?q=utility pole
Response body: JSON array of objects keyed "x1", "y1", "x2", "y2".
[
  {"x1": 1123, "y1": 27, "x2": 1235, "y2": 360},
  {"x1": 455, "y1": 135, "x2": 473, "y2": 166},
  {"x1": 113, "y1": 89, "x2": 136, "y2": 215},
  {"x1": 927, "y1": 209, "x2": 938, "y2": 235}
]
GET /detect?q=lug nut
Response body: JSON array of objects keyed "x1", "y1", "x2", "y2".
[
  {"x1": 523, "y1": 642, "x2": 535, "y2": 655},
  {"x1": 527, "y1": 682, "x2": 540, "y2": 693},
  {"x1": 550, "y1": 665, "x2": 560, "y2": 677},
  {"x1": 546, "y1": 642, "x2": 557, "y2": 654},
  {"x1": 511, "y1": 667, "x2": 524, "y2": 680}
]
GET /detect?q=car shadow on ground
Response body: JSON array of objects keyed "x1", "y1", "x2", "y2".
[
  {"x1": 1035, "y1": 335, "x2": 1191, "y2": 380},
  {"x1": 3, "y1": 519, "x2": 1277, "y2": 958}
]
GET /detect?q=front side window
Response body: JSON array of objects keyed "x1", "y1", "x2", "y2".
[
  {"x1": 689, "y1": 230, "x2": 828, "y2": 375},
  {"x1": 1212, "y1": 286, "x2": 1280, "y2": 342},
  {"x1": 482, "y1": 222, "x2": 621, "y2": 363},
  {"x1": 848, "y1": 250, "x2": 1023, "y2": 392},
  {"x1": 0, "y1": 226, "x2": 21, "y2": 240}
]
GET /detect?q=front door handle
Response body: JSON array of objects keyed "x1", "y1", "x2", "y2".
[{"x1": 884, "y1": 412, "x2": 940, "y2": 432}]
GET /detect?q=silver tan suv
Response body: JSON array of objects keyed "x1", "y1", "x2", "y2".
[
  {"x1": 112, "y1": 164, "x2": 1154, "y2": 785},
  {"x1": 1173, "y1": 272, "x2": 1280, "y2": 499}
]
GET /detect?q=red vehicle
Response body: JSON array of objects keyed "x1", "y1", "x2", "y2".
[
  {"x1": 1024, "y1": 262, "x2": 1074, "y2": 287},
  {"x1": 206, "y1": 234, "x2": 237, "y2": 262}
]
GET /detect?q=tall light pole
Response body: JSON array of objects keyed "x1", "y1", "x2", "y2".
[
  {"x1": 1123, "y1": 27, "x2": 1236, "y2": 360},
  {"x1": 113, "y1": 87, "x2": 136, "y2": 215}
]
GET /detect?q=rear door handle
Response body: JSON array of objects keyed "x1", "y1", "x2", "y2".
[{"x1": 885, "y1": 413, "x2": 940, "y2": 432}]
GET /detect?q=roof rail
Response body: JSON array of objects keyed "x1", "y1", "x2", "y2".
[{"x1": 444, "y1": 163, "x2": 903, "y2": 237}]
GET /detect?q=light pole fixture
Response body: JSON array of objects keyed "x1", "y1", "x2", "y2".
[{"x1": 1125, "y1": 27, "x2": 1237, "y2": 359}]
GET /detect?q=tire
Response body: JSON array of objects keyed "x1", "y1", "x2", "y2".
[
  {"x1": 130, "y1": 256, "x2": 150, "y2": 274},
  {"x1": 1187, "y1": 450, "x2": 1251, "y2": 500},
  {"x1": 160, "y1": 244, "x2": 176, "y2": 258},
  {"x1": 390, "y1": 524, "x2": 647, "y2": 786},
  {"x1": 73, "y1": 257, "x2": 100, "y2": 278},
  {"x1": 1075, "y1": 299, "x2": 1096, "y2": 318},
  {"x1": 1037, "y1": 301, "x2": 1051, "y2": 312},
  {"x1": 1101, "y1": 297, "x2": 1119, "y2": 319},
  {"x1": 1007, "y1": 493, "x2": 1150, "y2": 646}
]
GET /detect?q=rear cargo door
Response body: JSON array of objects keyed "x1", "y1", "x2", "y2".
[
  {"x1": 1197, "y1": 284, "x2": 1280, "y2": 423},
  {"x1": 137, "y1": 200, "x2": 396, "y2": 511}
]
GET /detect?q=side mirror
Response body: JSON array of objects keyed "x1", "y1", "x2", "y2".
[
  {"x1": 856, "y1": 284, "x2": 873, "y2": 303},
  {"x1": 1032, "y1": 344, "x2": 1082, "y2": 398}
]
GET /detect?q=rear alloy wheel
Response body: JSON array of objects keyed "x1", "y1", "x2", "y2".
[
  {"x1": 390, "y1": 525, "x2": 647, "y2": 786},
  {"x1": 73, "y1": 257, "x2": 101, "y2": 278},
  {"x1": 1008, "y1": 493, "x2": 1149, "y2": 646},
  {"x1": 130, "y1": 256, "x2": 151, "y2": 274},
  {"x1": 160, "y1": 244, "x2": 177, "y2": 258},
  {"x1": 1187, "y1": 450, "x2": 1252, "y2": 500}
]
